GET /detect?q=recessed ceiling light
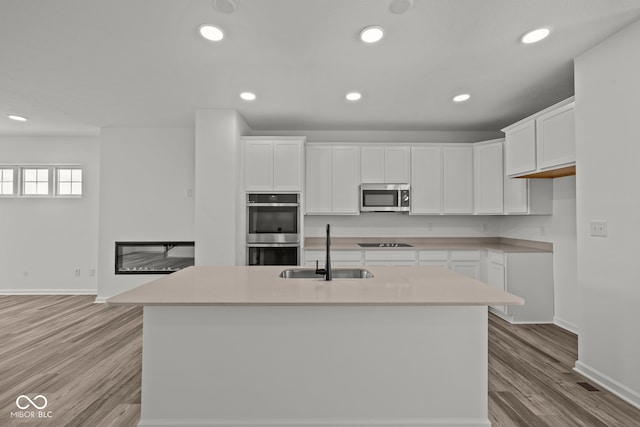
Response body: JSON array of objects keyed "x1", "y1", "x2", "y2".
[
  {"x1": 240, "y1": 92, "x2": 256, "y2": 101},
  {"x1": 389, "y1": 0, "x2": 413, "y2": 14},
  {"x1": 346, "y1": 92, "x2": 362, "y2": 101},
  {"x1": 521, "y1": 28, "x2": 550, "y2": 44},
  {"x1": 8, "y1": 114, "x2": 27, "y2": 122},
  {"x1": 360, "y1": 26, "x2": 384, "y2": 43},
  {"x1": 199, "y1": 24, "x2": 224, "y2": 42},
  {"x1": 453, "y1": 93, "x2": 471, "y2": 103},
  {"x1": 212, "y1": 0, "x2": 236, "y2": 14}
]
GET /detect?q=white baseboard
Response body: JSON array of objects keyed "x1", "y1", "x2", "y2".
[
  {"x1": 0, "y1": 289, "x2": 96, "y2": 295},
  {"x1": 137, "y1": 418, "x2": 491, "y2": 427},
  {"x1": 574, "y1": 360, "x2": 640, "y2": 410},
  {"x1": 553, "y1": 316, "x2": 578, "y2": 334},
  {"x1": 94, "y1": 296, "x2": 109, "y2": 304}
]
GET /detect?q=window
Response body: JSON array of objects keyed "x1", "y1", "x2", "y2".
[
  {"x1": 57, "y1": 168, "x2": 82, "y2": 196},
  {"x1": 23, "y1": 168, "x2": 50, "y2": 195},
  {"x1": 0, "y1": 168, "x2": 14, "y2": 195},
  {"x1": 0, "y1": 164, "x2": 82, "y2": 198}
]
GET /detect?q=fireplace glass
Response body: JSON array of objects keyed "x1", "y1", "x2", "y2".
[{"x1": 115, "y1": 241, "x2": 195, "y2": 274}]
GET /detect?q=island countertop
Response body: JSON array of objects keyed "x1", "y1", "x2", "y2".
[{"x1": 106, "y1": 265, "x2": 524, "y2": 307}]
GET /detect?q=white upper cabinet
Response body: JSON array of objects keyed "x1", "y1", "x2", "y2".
[
  {"x1": 361, "y1": 146, "x2": 410, "y2": 183},
  {"x1": 244, "y1": 137, "x2": 304, "y2": 191},
  {"x1": 273, "y1": 140, "x2": 304, "y2": 191},
  {"x1": 504, "y1": 177, "x2": 553, "y2": 215},
  {"x1": 305, "y1": 145, "x2": 332, "y2": 214},
  {"x1": 410, "y1": 146, "x2": 442, "y2": 214},
  {"x1": 244, "y1": 140, "x2": 274, "y2": 191},
  {"x1": 332, "y1": 146, "x2": 360, "y2": 214},
  {"x1": 305, "y1": 145, "x2": 360, "y2": 215},
  {"x1": 473, "y1": 139, "x2": 504, "y2": 214},
  {"x1": 504, "y1": 120, "x2": 536, "y2": 177},
  {"x1": 443, "y1": 146, "x2": 474, "y2": 214},
  {"x1": 503, "y1": 97, "x2": 575, "y2": 178},
  {"x1": 536, "y1": 103, "x2": 575, "y2": 170}
]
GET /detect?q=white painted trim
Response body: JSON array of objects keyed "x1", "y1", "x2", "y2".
[
  {"x1": 94, "y1": 296, "x2": 109, "y2": 304},
  {"x1": 574, "y1": 361, "x2": 640, "y2": 410},
  {"x1": 137, "y1": 418, "x2": 491, "y2": 427},
  {"x1": 0, "y1": 289, "x2": 96, "y2": 295},
  {"x1": 553, "y1": 316, "x2": 578, "y2": 334}
]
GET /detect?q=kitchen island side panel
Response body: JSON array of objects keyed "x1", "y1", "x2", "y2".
[{"x1": 138, "y1": 305, "x2": 490, "y2": 427}]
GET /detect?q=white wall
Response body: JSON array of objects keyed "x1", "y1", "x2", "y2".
[
  {"x1": 0, "y1": 136, "x2": 100, "y2": 293},
  {"x1": 573, "y1": 18, "x2": 640, "y2": 408},
  {"x1": 305, "y1": 215, "x2": 501, "y2": 238},
  {"x1": 96, "y1": 128, "x2": 194, "y2": 301},
  {"x1": 194, "y1": 110, "x2": 250, "y2": 266},
  {"x1": 499, "y1": 176, "x2": 578, "y2": 333}
]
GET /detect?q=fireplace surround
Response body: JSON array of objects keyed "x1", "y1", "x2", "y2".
[{"x1": 115, "y1": 241, "x2": 194, "y2": 274}]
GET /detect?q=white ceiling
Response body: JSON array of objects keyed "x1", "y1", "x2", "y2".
[{"x1": 2, "y1": 0, "x2": 640, "y2": 136}]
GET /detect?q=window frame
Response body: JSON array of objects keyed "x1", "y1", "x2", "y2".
[
  {"x1": 55, "y1": 167, "x2": 83, "y2": 197},
  {"x1": 0, "y1": 164, "x2": 83, "y2": 199},
  {"x1": 0, "y1": 166, "x2": 18, "y2": 197}
]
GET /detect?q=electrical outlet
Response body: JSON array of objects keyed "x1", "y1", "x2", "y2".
[
  {"x1": 590, "y1": 221, "x2": 608, "y2": 237},
  {"x1": 74, "y1": 268, "x2": 81, "y2": 277}
]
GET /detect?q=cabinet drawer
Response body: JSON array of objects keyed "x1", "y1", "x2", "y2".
[
  {"x1": 418, "y1": 250, "x2": 449, "y2": 261},
  {"x1": 487, "y1": 250, "x2": 505, "y2": 265},
  {"x1": 306, "y1": 250, "x2": 362, "y2": 262},
  {"x1": 450, "y1": 250, "x2": 482, "y2": 261},
  {"x1": 364, "y1": 250, "x2": 417, "y2": 261}
]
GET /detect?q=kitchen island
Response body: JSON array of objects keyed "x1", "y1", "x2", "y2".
[{"x1": 108, "y1": 265, "x2": 523, "y2": 427}]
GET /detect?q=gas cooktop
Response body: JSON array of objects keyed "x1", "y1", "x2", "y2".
[{"x1": 358, "y1": 243, "x2": 413, "y2": 248}]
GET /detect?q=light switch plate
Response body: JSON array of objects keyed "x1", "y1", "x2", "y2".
[{"x1": 590, "y1": 221, "x2": 608, "y2": 237}]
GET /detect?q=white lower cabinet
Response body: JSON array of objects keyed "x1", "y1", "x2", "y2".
[
  {"x1": 364, "y1": 250, "x2": 417, "y2": 266},
  {"x1": 417, "y1": 250, "x2": 482, "y2": 280},
  {"x1": 486, "y1": 250, "x2": 554, "y2": 323},
  {"x1": 418, "y1": 250, "x2": 449, "y2": 268},
  {"x1": 305, "y1": 250, "x2": 363, "y2": 267},
  {"x1": 449, "y1": 250, "x2": 482, "y2": 280}
]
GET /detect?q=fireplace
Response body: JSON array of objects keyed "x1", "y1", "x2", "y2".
[{"x1": 115, "y1": 241, "x2": 195, "y2": 274}]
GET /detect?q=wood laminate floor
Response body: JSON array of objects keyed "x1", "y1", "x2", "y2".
[{"x1": 0, "y1": 296, "x2": 639, "y2": 426}]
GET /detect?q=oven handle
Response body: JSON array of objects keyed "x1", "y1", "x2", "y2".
[
  {"x1": 247, "y1": 243, "x2": 300, "y2": 248},
  {"x1": 246, "y1": 202, "x2": 299, "y2": 207}
]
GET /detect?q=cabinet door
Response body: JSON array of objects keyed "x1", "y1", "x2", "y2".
[
  {"x1": 443, "y1": 146, "x2": 474, "y2": 214},
  {"x1": 273, "y1": 140, "x2": 302, "y2": 191},
  {"x1": 504, "y1": 120, "x2": 536, "y2": 176},
  {"x1": 486, "y1": 262, "x2": 506, "y2": 313},
  {"x1": 418, "y1": 261, "x2": 450, "y2": 268},
  {"x1": 360, "y1": 146, "x2": 386, "y2": 183},
  {"x1": 305, "y1": 146, "x2": 332, "y2": 214},
  {"x1": 410, "y1": 146, "x2": 442, "y2": 214},
  {"x1": 385, "y1": 146, "x2": 410, "y2": 183},
  {"x1": 332, "y1": 146, "x2": 360, "y2": 214},
  {"x1": 504, "y1": 178, "x2": 529, "y2": 214},
  {"x1": 451, "y1": 262, "x2": 480, "y2": 280},
  {"x1": 536, "y1": 103, "x2": 575, "y2": 170},
  {"x1": 245, "y1": 140, "x2": 274, "y2": 191},
  {"x1": 474, "y1": 141, "x2": 504, "y2": 214}
]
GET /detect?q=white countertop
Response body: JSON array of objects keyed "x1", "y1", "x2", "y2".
[{"x1": 106, "y1": 265, "x2": 524, "y2": 307}]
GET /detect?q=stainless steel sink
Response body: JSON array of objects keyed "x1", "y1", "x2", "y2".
[{"x1": 279, "y1": 268, "x2": 374, "y2": 279}]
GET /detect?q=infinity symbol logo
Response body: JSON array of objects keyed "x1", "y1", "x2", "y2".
[{"x1": 16, "y1": 395, "x2": 48, "y2": 410}]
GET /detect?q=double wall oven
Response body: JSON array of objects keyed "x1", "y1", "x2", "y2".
[{"x1": 246, "y1": 193, "x2": 300, "y2": 265}]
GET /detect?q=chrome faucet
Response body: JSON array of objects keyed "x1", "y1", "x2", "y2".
[{"x1": 314, "y1": 224, "x2": 332, "y2": 281}]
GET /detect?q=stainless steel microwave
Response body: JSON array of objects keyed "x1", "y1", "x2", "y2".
[{"x1": 360, "y1": 184, "x2": 410, "y2": 212}]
